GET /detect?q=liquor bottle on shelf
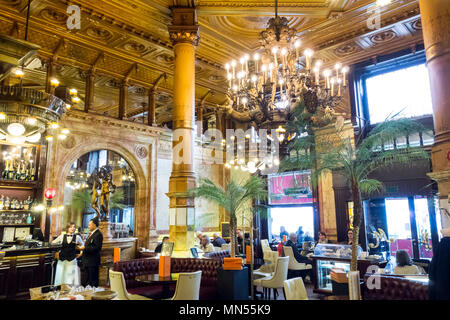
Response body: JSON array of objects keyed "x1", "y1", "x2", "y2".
[
  {"x1": 8, "y1": 160, "x2": 15, "y2": 180},
  {"x1": 2, "y1": 159, "x2": 8, "y2": 179},
  {"x1": 19, "y1": 200, "x2": 24, "y2": 210},
  {"x1": 5, "y1": 196, "x2": 10, "y2": 210},
  {"x1": 26, "y1": 213, "x2": 32, "y2": 224},
  {"x1": 15, "y1": 161, "x2": 21, "y2": 180},
  {"x1": 11, "y1": 199, "x2": 16, "y2": 210},
  {"x1": 20, "y1": 161, "x2": 27, "y2": 181},
  {"x1": 0, "y1": 195, "x2": 3, "y2": 210},
  {"x1": 30, "y1": 165, "x2": 36, "y2": 181}
]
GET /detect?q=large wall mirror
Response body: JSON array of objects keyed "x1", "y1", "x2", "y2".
[{"x1": 63, "y1": 149, "x2": 135, "y2": 234}]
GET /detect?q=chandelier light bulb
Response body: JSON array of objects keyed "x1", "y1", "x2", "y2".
[
  {"x1": 15, "y1": 68, "x2": 25, "y2": 78},
  {"x1": 240, "y1": 57, "x2": 245, "y2": 64},
  {"x1": 227, "y1": 73, "x2": 232, "y2": 80},
  {"x1": 61, "y1": 128, "x2": 70, "y2": 135},
  {"x1": 376, "y1": 0, "x2": 392, "y2": 6},
  {"x1": 294, "y1": 40, "x2": 301, "y2": 48},
  {"x1": 66, "y1": 103, "x2": 72, "y2": 109},
  {"x1": 304, "y1": 49, "x2": 314, "y2": 57},
  {"x1": 69, "y1": 88, "x2": 78, "y2": 95},
  {"x1": 251, "y1": 74, "x2": 258, "y2": 82},
  {"x1": 50, "y1": 78, "x2": 60, "y2": 87},
  {"x1": 244, "y1": 54, "x2": 250, "y2": 61},
  {"x1": 0, "y1": 113, "x2": 5, "y2": 120},
  {"x1": 253, "y1": 53, "x2": 260, "y2": 61},
  {"x1": 323, "y1": 69, "x2": 331, "y2": 77},
  {"x1": 330, "y1": 78, "x2": 336, "y2": 84},
  {"x1": 50, "y1": 122, "x2": 59, "y2": 129},
  {"x1": 261, "y1": 64, "x2": 267, "y2": 72},
  {"x1": 313, "y1": 66, "x2": 320, "y2": 73},
  {"x1": 315, "y1": 60, "x2": 323, "y2": 68},
  {"x1": 225, "y1": 63, "x2": 230, "y2": 70},
  {"x1": 72, "y1": 96, "x2": 81, "y2": 103},
  {"x1": 271, "y1": 46, "x2": 279, "y2": 54},
  {"x1": 341, "y1": 66, "x2": 349, "y2": 73},
  {"x1": 278, "y1": 79, "x2": 284, "y2": 85},
  {"x1": 337, "y1": 78, "x2": 343, "y2": 84},
  {"x1": 281, "y1": 48, "x2": 288, "y2": 56},
  {"x1": 269, "y1": 63, "x2": 274, "y2": 69},
  {"x1": 242, "y1": 97, "x2": 248, "y2": 104},
  {"x1": 335, "y1": 63, "x2": 342, "y2": 70},
  {"x1": 231, "y1": 60, "x2": 237, "y2": 67}
]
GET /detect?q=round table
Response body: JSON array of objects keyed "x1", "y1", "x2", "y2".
[{"x1": 135, "y1": 274, "x2": 179, "y2": 299}]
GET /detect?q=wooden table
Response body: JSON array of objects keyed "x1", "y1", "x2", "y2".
[{"x1": 135, "y1": 273, "x2": 179, "y2": 299}]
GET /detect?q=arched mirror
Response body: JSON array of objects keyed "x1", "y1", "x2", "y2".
[{"x1": 63, "y1": 150, "x2": 135, "y2": 235}]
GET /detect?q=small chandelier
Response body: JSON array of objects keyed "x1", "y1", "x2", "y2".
[{"x1": 224, "y1": 0, "x2": 349, "y2": 118}]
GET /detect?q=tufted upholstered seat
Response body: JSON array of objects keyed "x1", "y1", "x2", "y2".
[
  {"x1": 113, "y1": 258, "x2": 222, "y2": 300},
  {"x1": 363, "y1": 274, "x2": 428, "y2": 300},
  {"x1": 203, "y1": 250, "x2": 230, "y2": 263}
]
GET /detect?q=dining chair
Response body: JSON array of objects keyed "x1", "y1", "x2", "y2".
[
  {"x1": 253, "y1": 256, "x2": 289, "y2": 300},
  {"x1": 169, "y1": 270, "x2": 202, "y2": 300},
  {"x1": 283, "y1": 277, "x2": 309, "y2": 300},
  {"x1": 109, "y1": 270, "x2": 151, "y2": 300},
  {"x1": 283, "y1": 246, "x2": 312, "y2": 278}
]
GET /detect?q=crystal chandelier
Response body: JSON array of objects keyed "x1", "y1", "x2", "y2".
[{"x1": 224, "y1": 0, "x2": 349, "y2": 120}]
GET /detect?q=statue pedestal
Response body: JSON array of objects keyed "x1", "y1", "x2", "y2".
[
  {"x1": 99, "y1": 221, "x2": 114, "y2": 240},
  {"x1": 98, "y1": 237, "x2": 138, "y2": 286}
]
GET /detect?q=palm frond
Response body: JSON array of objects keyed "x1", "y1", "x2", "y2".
[{"x1": 359, "y1": 179, "x2": 383, "y2": 195}]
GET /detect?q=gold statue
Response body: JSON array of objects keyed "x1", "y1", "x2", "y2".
[
  {"x1": 91, "y1": 169, "x2": 101, "y2": 219},
  {"x1": 99, "y1": 165, "x2": 116, "y2": 221}
]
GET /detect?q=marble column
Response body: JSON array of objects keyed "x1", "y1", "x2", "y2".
[
  {"x1": 167, "y1": 7, "x2": 200, "y2": 254},
  {"x1": 420, "y1": 0, "x2": 450, "y2": 228},
  {"x1": 84, "y1": 71, "x2": 95, "y2": 112},
  {"x1": 148, "y1": 88, "x2": 156, "y2": 126}
]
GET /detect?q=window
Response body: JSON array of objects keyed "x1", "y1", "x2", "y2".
[{"x1": 366, "y1": 63, "x2": 433, "y2": 124}]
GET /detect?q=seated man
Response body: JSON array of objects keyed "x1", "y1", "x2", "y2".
[
  {"x1": 285, "y1": 233, "x2": 312, "y2": 265},
  {"x1": 212, "y1": 233, "x2": 226, "y2": 248},
  {"x1": 154, "y1": 236, "x2": 169, "y2": 253}
]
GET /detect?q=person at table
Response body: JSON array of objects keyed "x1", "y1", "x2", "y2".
[
  {"x1": 154, "y1": 236, "x2": 169, "y2": 253},
  {"x1": 195, "y1": 231, "x2": 203, "y2": 245},
  {"x1": 285, "y1": 233, "x2": 312, "y2": 266},
  {"x1": 279, "y1": 226, "x2": 289, "y2": 241},
  {"x1": 317, "y1": 231, "x2": 331, "y2": 244},
  {"x1": 296, "y1": 226, "x2": 305, "y2": 246},
  {"x1": 52, "y1": 222, "x2": 84, "y2": 286},
  {"x1": 236, "y1": 229, "x2": 244, "y2": 254},
  {"x1": 200, "y1": 235, "x2": 214, "y2": 253},
  {"x1": 212, "y1": 233, "x2": 226, "y2": 248},
  {"x1": 345, "y1": 228, "x2": 357, "y2": 245},
  {"x1": 393, "y1": 250, "x2": 421, "y2": 275},
  {"x1": 429, "y1": 229, "x2": 450, "y2": 300},
  {"x1": 79, "y1": 217, "x2": 103, "y2": 287}
]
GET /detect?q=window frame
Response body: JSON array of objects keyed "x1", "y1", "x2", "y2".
[{"x1": 350, "y1": 45, "x2": 434, "y2": 137}]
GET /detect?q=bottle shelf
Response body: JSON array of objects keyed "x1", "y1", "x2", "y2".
[
  {"x1": 0, "y1": 180, "x2": 38, "y2": 189},
  {"x1": 0, "y1": 224, "x2": 34, "y2": 227},
  {"x1": 0, "y1": 209, "x2": 33, "y2": 212}
]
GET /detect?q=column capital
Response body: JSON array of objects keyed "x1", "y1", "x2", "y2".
[{"x1": 168, "y1": 7, "x2": 200, "y2": 46}]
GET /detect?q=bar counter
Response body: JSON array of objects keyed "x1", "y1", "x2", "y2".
[{"x1": 0, "y1": 245, "x2": 60, "y2": 300}]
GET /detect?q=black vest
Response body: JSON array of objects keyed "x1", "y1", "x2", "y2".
[{"x1": 59, "y1": 234, "x2": 77, "y2": 261}]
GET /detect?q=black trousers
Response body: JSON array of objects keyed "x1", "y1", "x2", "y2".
[{"x1": 83, "y1": 266, "x2": 99, "y2": 287}]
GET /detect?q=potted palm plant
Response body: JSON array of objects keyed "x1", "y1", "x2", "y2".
[
  {"x1": 192, "y1": 175, "x2": 267, "y2": 257},
  {"x1": 283, "y1": 116, "x2": 430, "y2": 273}
]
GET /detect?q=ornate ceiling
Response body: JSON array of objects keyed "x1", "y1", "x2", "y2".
[{"x1": 0, "y1": 0, "x2": 423, "y2": 123}]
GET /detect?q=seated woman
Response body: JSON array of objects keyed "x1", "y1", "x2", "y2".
[
  {"x1": 52, "y1": 222, "x2": 84, "y2": 286},
  {"x1": 200, "y1": 235, "x2": 215, "y2": 253},
  {"x1": 393, "y1": 250, "x2": 421, "y2": 275}
]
